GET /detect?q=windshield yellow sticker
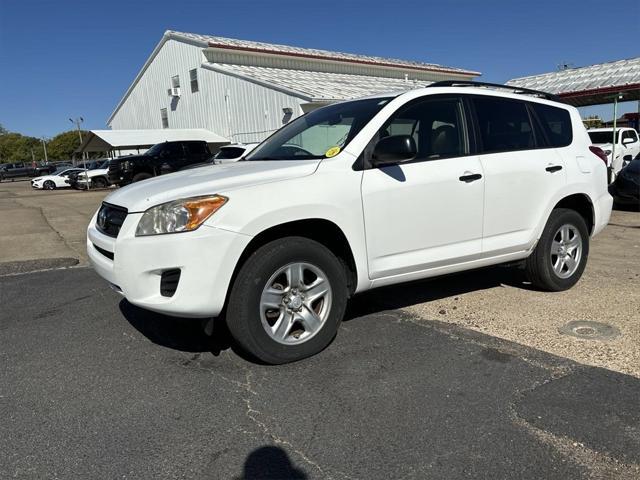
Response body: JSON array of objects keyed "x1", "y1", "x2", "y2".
[{"x1": 325, "y1": 146, "x2": 341, "y2": 158}]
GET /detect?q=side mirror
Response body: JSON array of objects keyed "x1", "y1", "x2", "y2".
[
  {"x1": 371, "y1": 135, "x2": 417, "y2": 167},
  {"x1": 622, "y1": 137, "x2": 635, "y2": 145}
]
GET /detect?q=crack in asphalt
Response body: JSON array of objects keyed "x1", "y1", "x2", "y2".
[{"x1": 172, "y1": 351, "x2": 353, "y2": 479}]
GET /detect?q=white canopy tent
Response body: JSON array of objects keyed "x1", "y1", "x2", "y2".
[{"x1": 75, "y1": 128, "x2": 229, "y2": 157}]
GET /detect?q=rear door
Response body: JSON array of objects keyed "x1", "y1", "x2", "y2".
[
  {"x1": 472, "y1": 96, "x2": 567, "y2": 255},
  {"x1": 361, "y1": 95, "x2": 484, "y2": 279}
]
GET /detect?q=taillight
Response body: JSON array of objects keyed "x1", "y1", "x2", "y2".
[{"x1": 589, "y1": 146, "x2": 608, "y2": 165}]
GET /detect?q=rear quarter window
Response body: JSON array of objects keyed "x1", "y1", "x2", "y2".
[
  {"x1": 473, "y1": 97, "x2": 535, "y2": 153},
  {"x1": 532, "y1": 103, "x2": 573, "y2": 147}
]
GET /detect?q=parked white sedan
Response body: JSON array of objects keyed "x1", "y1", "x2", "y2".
[{"x1": 31, "y1": 168, "x2": 85, "y2": 190}]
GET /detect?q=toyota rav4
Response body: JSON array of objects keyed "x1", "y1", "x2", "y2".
[{"x1": 87, "y1": 82, "x2": 613, "y2": 364}]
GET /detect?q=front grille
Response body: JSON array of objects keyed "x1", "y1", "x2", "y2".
[
  {"x1": 96, "y1": 202, "x2": 128, "y2": 238},
  {"x1": 108, "y1": 162, "x2": 122, "y2": 183},
  {"x1": 160, "y1": 269, "x2": 181, "y2": 297}
]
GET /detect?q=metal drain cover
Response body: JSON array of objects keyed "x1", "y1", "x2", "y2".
[{"x1": 558, "y1": 321, "x2": 620, "y2": 340}]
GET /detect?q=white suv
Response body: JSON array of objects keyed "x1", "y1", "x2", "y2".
[
  {"x1": 88, "y1": 82, "x2": 613, "y2": 364},
  {"x1": 588, "y1": 127, "x2": 640, "y2": 179}
]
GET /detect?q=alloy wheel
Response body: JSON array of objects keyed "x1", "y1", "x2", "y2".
[{"x1": 259, "y1": 262, "x2": 332, "y2": 345}]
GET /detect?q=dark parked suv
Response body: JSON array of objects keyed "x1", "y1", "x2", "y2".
[
  {"x1": 108, "y1": 141, "x2": 212, "y2": 186},
  {"x1": 0, "y1": 162, "x2": 57, "y2": 181}
]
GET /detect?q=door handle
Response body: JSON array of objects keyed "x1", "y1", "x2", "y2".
[
  {"x1": 545, "y1": 165, "x2": 563, "y2": 173},
  {"x1": 459, "y1": 173, "x2": 482, "y2": 182}
]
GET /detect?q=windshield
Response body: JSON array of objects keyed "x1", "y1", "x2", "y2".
[
  {"x1": 588, "y1": 131, "x2": 619, "y2": 144},
  {"x1": 146, "y1": 143, "x2": 166, "y2": 156},
  {"x1": 247, "y1": 97, "x2": 392, "y2": 161},
  {"x1": 215, "y1": 147, "x2": 246, "y2": 160}
]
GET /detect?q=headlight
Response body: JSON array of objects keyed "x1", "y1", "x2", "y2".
[
  {"x1": 603, "y1": 149, "x2": 612, "y2": 156},
  {"x1": 135, "y1": 195, "x2": 228, "y2": 236}
]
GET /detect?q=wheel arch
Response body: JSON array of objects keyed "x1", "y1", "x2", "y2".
[
  {"x1": 552, "y1": 193, "x2": 595, "y2": 235},
  {"x1": 229, "y1": 218, "x2": 359, "y2": 298}
]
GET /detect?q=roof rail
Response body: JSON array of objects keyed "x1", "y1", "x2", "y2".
[{"x1": 428, "y1": 80, "x2": 561, "y2": 102}]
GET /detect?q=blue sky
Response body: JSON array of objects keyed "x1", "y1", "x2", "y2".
[{"x1": 0, "y1": 0, "x2": 638, "y2": 138}]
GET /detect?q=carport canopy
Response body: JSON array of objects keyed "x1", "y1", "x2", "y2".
[
  {"x1": 506, "y1": 57, "x2": 640, "y2": 107},
  {"x1": 75, "y1": 128, "x2": 229, "y2": 154}
]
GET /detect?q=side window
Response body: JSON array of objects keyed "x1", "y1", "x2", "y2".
[
  {"x1": 160, "y1": 108, "x2": 169, "y2": 129},
  {"x1": 532, "y1": 103, "x2": 573, "y2": 147},
  {"x1": 189, "y1": 69, "x2": 199, "y2": 93},
  {"x1": 473, "y1": 97, "x2": 535, "y2": 153},
  {"x1": 380, "y1": 97, "x2": 466, "y2": 161},
  {"x1": 185, "y1": 142, "x2": 206, "y2": 156},
  {"x1": 623, "y1": 130, "x2": 638, "y2": 143},
  {"x1": 161, "y1": 143, "x2": 182, "y2": 158}
]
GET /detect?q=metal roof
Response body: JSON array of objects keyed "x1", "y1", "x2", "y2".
[
  {"x1": 108, "y1": 30, "x2": 480, "y2": 124},
  {"x1": 506, "y1": 57, "x2": 640, "y2": 107},
  {"x1": 204, "y1": 62, "x2": 431, "y2": 102},
  {"x1": 76, "y1": 129, "x2": 228, "y2": 153},
  {"x1": 170, "y1": 31, "x2": 480, "y2": 76}
]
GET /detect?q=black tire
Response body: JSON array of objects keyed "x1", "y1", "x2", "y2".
[
  {"x1": 132, "y1": 172, "x2": 153, "y2": 183},
  {"x1": 226, "y1": 237, "x2": 348, "y2": 364},
  {"x1": 92, "y1": 177, "x2": 107, "y2": 189},
  {"x1": 525, "y1": 208, "x2": 589, "y2": 291},
  {"x1": 43, "y1": 180, "x2": 56, "y2": 190}
]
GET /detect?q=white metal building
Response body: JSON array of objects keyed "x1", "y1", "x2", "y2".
[{"x1": 107, "y1": 30, "x2": 480, "y2": 144}]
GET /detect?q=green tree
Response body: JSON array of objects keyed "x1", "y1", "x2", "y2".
[
  {"x1": 46, "y1": 130, "x2": 89, "y2": 160},
  {"x1": 583, "y1": 115, "x2": 602, "y2": 129},
  {"x1": 0, "y1": 132, "x2": 41, "y2": 163},
  {"x1": 0, "y1": 123, "x2": 7, "y2": 135}
]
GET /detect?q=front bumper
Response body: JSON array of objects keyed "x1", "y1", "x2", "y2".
[{"x1": 87, "y1": 210, "x2": 252, "y2": 318}]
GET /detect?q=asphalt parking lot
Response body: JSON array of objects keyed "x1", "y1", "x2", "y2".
[{"x1": 1, "y1": 180, "x2": 639, "y2": 479}]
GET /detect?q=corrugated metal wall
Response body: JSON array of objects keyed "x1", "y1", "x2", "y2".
[
  {"x1": 109, "y1": 40, "x2": 308, "y2": 143},
  {"x1": 109, "y1": 39, "x2": 475, "y2": 143}
]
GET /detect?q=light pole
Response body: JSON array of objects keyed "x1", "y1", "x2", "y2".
[
  {"x1": 41, "y1": 137, "x2": 48, "y2": 163},
  {"x1": 69, "y1": 117, "x2": 89, "y2": 190}
]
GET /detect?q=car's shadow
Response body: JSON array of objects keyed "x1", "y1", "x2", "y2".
[
  {"x1": 344, "y1": 264, "x2": 532, "y2": 320},
  {"x1": 120, "y1": 264, "x2": 534, "y2": 358}
]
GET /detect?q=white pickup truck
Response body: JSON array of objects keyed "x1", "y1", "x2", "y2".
[{"x1": 588, "y1": 127, "x2": 640, "y2": 180}]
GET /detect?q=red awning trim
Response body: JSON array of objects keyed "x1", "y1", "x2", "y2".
[{"x1": 207, "y1": 42, "x2": 479, "y2": 77}]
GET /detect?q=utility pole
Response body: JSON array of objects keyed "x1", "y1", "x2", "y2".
[
  {"x1": 611, "y1": 96, "x2": 618, "y2": 184},
  {"x1": 41, "y1": 138, "x2": 48, "y2": 163},
  {"x1": 69, "y1": 117, "x2": 89, "y2": 190}
]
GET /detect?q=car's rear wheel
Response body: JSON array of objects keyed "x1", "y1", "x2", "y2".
[
  {"x1": 525, "y1": 208, "x2": 589, "y2": 291},
  {"x1": 92, "y1": 177, "x2": 107, "y2": 189},
  {"x1": 43, "y1": 180, "x2": 55, "y2": 190},
  {"x1": 132, "y1": 172, "x2": 153, "y2": 183},
  {"x1": 226, "y1": 237, "x2": 348, "y2": 364}
]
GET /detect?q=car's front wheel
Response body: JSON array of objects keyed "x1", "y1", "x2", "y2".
[
  {"x1": 92, "y1": 177, "x2": 108, "y2": 189},
  {"x1": 43, "y1": 180, "x2": 56, "y2": 190},
  {"x1": 226, "y1": 237, "x2": 348, "y2": 364},
  {"x1": 525, "y1": 208, "x2": 589, "y2": 291}
]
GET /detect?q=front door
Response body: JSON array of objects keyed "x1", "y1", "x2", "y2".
[{"x1": 361, "y1": 96, "x2": 484, "y2": 279}]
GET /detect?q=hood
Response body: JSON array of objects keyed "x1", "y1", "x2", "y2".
[
  {"x1": 85, "y1": 168, "x2": 109, "y2": 177},
  {"x1": 113, "y1": 154, "x2": 147, "y2": 162},
  {"x1": 104, "y1": 160, "x2": 321, "y2": 212}
]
